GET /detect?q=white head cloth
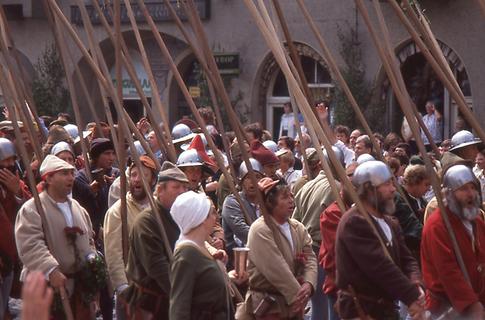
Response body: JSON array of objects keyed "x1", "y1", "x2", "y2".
[
  {"x1": 170, "y1": 191, "x2": 211, "y2": 236},
  {"x1": 51, "y1": 141, "x2": 74, "y2": 157},
  {"x1": 40, "y1": 154, "x2": 75, "y2": 178}
]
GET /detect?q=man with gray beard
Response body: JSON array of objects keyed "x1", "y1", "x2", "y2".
[
  {"x1": 335, "y1": 160, "x2": 425, "y2": 320},
  {"x1": 421, "y1": 164, "x2": 485, "y2": 319}
]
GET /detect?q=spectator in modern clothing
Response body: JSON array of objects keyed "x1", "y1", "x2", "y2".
[{"x1": 421, "y1": 100, "x2": 443, "y2": 150}]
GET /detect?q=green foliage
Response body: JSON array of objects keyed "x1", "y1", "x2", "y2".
[
  {"x1": 332, "y1": 24, "x2": 373, "y2": 130},
  {"x1": 32, "y1": 43, "x2": 71, "y2": 117}
]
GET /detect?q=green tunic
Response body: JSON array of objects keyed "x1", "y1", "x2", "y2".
[{"x1": 169, "y1": 244, "x2": 230, "y2": 320}]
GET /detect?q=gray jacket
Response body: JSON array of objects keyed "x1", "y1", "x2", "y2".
[{"x1": 221, "y1": 192, "x2": 258, "y2": 252}]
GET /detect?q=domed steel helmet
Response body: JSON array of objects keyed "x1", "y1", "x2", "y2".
[
  {"x1": 322, "y1": 145, "x2": 345, "y2": 167},
  {"x1": 0, "y1": 138, "x2": 15, "y2": 162},
  {"x1": 449, "y1": 130, "x2": 482, "y2": 152},
  {"x1": 356, "y1": 153, "x2": 375, "y2": 165},
  {"x1": 238, "y1": 158, "x2": 264, "y2": 180},
  {"x1": 176, "y1": 149, "x2": 203, "y2": 167},
  {"x1": 352, "y1": 160, "x2": 392, "y2": 189},
  {"x1": 172, "y1": 123, "x2": 196, "y2": 144},
  {"x1": 262, "y1": 140, "x2": 278, "y2": 153},
  {"x1": 63, "y1": 124, "x2": 79, "y2": 140},
  {"x1": 443, "y1": 164, "x2": 479, "y2": 192}
]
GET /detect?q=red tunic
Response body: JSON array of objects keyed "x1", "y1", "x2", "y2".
[
  {"x1": 318, "y1": 201, "x2": 345, "y2": 295},
  {"x1": 421, "y1": 207, "x2": 485, "y2": 314}
]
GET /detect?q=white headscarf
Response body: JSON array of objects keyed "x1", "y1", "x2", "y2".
[{"x1": 170, "y1": 191, "x2": 211, "y2": 237}]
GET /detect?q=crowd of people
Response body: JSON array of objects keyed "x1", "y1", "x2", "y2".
[{"x1": 0, "y1": 101, "x2": 485, "y2": 320}]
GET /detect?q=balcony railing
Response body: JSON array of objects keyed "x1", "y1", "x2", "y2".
[{"x1": 70, "y1": 0, "x2": 210, "y2": 26}]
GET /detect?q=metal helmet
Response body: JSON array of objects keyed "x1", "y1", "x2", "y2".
[
  {"x1": 356, "y1": 153, "x2": 375, "y2": 165},
  {"x1": 352, "y1": 160, "x2": 392, "y2": 189},
  {"x1": 449, "y1": 130, "x2": 481, "y2": 152},
  {"x1": 172, "y1": 124, "x2": 196, "y2": 144},
  {"x1": 238, "y1": 158, "x2": 264, "y2": 180},
  {"x1": 322, "y1": 145, "x2": 345, "y2": 167},
  {"x1": 0, "y1": 138, "x2": 15, "y2": 162},
  {"x1": 63, "y1": 124, "x2": 79, "y2": 140},
  {"x1": 176, "y1": 149, "x2": 203, "y2": 167},
  {"x1": 443, "y1": 164, "x2": 479, "y2": 192},
  {"x1": 262, "y1": 140, "x2": 278, "y2": 153}
]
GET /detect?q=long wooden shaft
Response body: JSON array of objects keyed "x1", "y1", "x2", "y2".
[
  {"x1": 51, "y1": 17, "x2": 93, "y2": 182},
  {"x1": 253, "y1": 0, "x2": 347, "y2": 213},
  {"x1": 46, "y1": 0, "x2": 174, "y2": 259},
  {"x1": 402, "y1": 2, "x2": 485, "y2": 144},
  {"x1": 370, "y1": 0, "x2": 440, "y2": 157},
  {"x1": 90, "y1": 0, "x2": 174, "y2": 163},
  {"x1": 358, "y1": 0, "x2": 470, "y2": 282},
  {"x1": 142, "y1": 0, "x2": 257, "y2": 225},
  {"x1": 295, "y1": 0, "x2": 383, "y2": 158},
  {"x1": 244, "y1": 0, "x2": 392, "y2": 259}
]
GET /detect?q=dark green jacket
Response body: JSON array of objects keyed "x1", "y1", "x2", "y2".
[{"x1": 121, "y1": 201, "x2": 180, "y2": 318}]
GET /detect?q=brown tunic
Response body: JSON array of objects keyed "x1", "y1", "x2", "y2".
[{"x1": 335, "y1": 207, "x2": 421, "y2": 319}]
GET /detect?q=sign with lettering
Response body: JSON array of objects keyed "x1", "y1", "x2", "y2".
[
  {"x1": 214, "y1": 53, "x2": 239, "y2": 75},
  {"x1": 71, "y1": 0, "x2": 210, "y2": 25},
  {"x1": 110, "y1": 50, "x2": 151, "y2": 98}
]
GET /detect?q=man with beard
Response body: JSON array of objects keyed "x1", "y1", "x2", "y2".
[
  {"x1": 119, "y1": 161, "x2": 188, "y2": 319},
  {"x1": 103, "y1": 155, "x2": 158, "y2": 319},
  {"x1": 318, "y1": 163, "x2": 357, "y2": 320},
  {"x1": 335, "y1": 160, "x2": 425, "y2": 320},
  {"x1": 421, "y1": 164, "x2": 485, "y2": 319}
]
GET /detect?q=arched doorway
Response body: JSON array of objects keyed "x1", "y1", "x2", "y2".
[
  {"x1": 257, "y1": 43, "x2": 333, "y2": 139},
  {"x1": 382, "y1": 40, "x2": 472, "y2": 138}
]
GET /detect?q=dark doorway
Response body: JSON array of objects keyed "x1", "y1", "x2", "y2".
[{"x1": 109, "y1": 98, "x2": 149, "y2": 123}]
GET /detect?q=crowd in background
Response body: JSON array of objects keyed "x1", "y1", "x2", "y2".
[{"x1": 0, "y1": 99, "x2": 484, "y2": 320}]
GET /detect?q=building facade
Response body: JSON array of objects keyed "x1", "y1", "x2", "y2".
[{"x1": 2, "y1": 0, "x2": 485, "y2": 139}]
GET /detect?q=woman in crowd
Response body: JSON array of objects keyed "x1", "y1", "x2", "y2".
[
  {"x1": 169, "y1": 191, "x2": 231, "y2": 320},
  {"x1": 240, "y1": 178, "x2": 317, "y2": 319}
]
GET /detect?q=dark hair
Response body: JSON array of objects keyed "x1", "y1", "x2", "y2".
[
  {"x1": 57, "y1": 112, "x2": 72, "y2": 122},
  {"x1": 244, "y1": 123, "x2": 263, "y2": 141},
  {"x1": 263, "y1": 181, "x2": 290, "y2": 214},
  {"x1": 278, "y1": 136, "x2": 295, "y2": 151},
  {"x1": 383, "y1": 132, "x2": 403, "y2": 152},
  {"x1": 334, "y1": 125, "x2": 350, "y2": 138},
  {"x1": 198, "y1": 107, "x2": 215, "y2": 126}
]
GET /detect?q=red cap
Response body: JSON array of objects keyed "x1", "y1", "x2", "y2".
[
  {"x1": 188, "y1": 135, "x2": 217, "y2": 172},
  {"x1": 250, "y1": 141, "x2": 279, "y2": 166}
]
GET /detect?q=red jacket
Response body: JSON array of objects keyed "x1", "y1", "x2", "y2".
[
  {"x1": 318, "y1": 201, "x2": 345, "y2": 295},
  {"x1": 421, "y1": 207, "x2": 485, "y2": 314},
  {"x1": 0, "y1": 181, "x2": 31, "y2": 264}
]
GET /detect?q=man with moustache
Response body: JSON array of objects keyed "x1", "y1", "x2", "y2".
[
  {"x1": 421, "y1": 164, "x2": 485, "y2": 319},
  {"x1": 120, "y1": 161, "x2": 189, "y2": 319},
  {"x1": 335, "y1": 161, "x2": 425, "y2": 320},
  {"x1": 103, "y1": 155, "x2": 158, "y2": 319},
  {"x1": 15, "y1": 155, "x2": 97, "y2": 318}
]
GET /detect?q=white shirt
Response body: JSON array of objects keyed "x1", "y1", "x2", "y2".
[
  {"x1": 421, "y1": 112, "x2": 442, "y2": 144},
  {"x1": 279, "y1": 113, "x2": 297, "y2": 139},
  {"x1": 57, "y1": 201, "x2": 73, "y2": 227},
  {"x1": 371, "y1": 215, "x2": 393, "y2": 245},
  {"x1": 278, "y1": 222, "x2": 294, "y2": 252}
]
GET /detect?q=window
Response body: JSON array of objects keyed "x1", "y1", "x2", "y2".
[{"x1": 271, "y1": 56, "x2": 333, "y2": 100}]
